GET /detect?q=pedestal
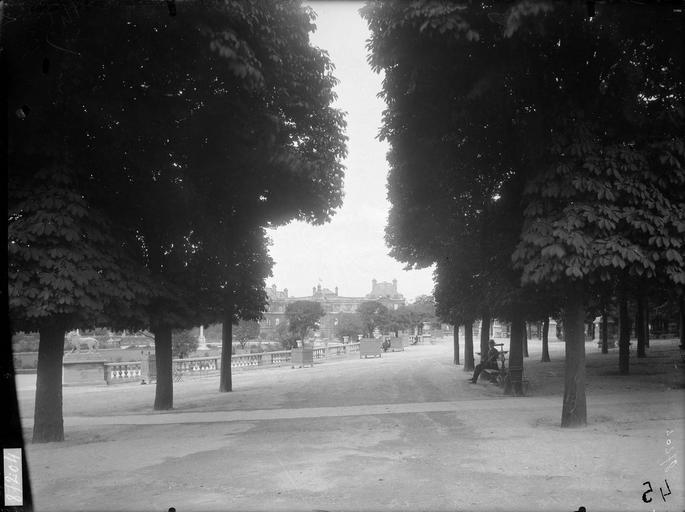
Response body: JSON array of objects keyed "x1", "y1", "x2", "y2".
[
  {"x1": 63, "y1": 354, "x2": 106, "y2": 386},
  {"x1": 390, "y1": 337, "x2": 404, "y2": 352},
  {"x1": 140, "y1": 352, "x2": 156, "y2": 384},
  {"x1": 291, "y1": 347, "x2": 313, "y2": 368},
  {"x1": 360, "y1": 338, "x2": 382, "y2": 358}
]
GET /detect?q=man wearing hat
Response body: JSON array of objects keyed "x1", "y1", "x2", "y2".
[{"x1": 469, "y1": 339, "x2": 500, "y2": 383}]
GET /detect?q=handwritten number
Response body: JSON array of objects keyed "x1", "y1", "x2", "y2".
[
  {"x1": 660, "y1": 479, "x2": 671, "y2": 501},
  {"x1": 642, "y1": 481, "x2": 654, "y2": 503}
]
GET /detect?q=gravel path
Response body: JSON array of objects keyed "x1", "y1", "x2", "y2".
[{"x1": 17, "y1": 338, "x2": 685, "y2": 512}]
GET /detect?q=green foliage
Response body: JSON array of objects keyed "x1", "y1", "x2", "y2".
[
  {"x1": 514, "y1": 152, "x2": 685, "y2": 285},
  {"x1": 172, "y1": 330, "x2": 198, "y2": 359},
  {"x1": 356, "y1": 301, "x2": 390, "y2": 337},
  {"x1": 11, "y1": 333, "x2": 40, "y2": 353},
  {"x1": 364, "y1": 0, "x2": 683, "y2": 428},
  {"x1": 403, "y1": 297, "x2": 438, "y2": 332},
  {"x1": 7, "y1": 0, "x2": 348, "y2": 428},
  {"x1": 7, "y1": 0, "x2": 348, "y2": 332},
  {"x1": 274, "y1": 321, "x2": 298, "y2": 350},
  {"x1": 8, "y1": 167, "x2": 151, "y2": 333},
  {"x1": 334, "y1": 313, "x2": 364, "y2": 340},
  {"x1": 285, "y1": 301, "x2": 325, "y2": 342},
  {"x1": 364, "y1": 1, "x2": 684, "y2": 318},
  {"x1": 508, "y1": 8, "x2": 685, "y2": 288},
  {"x1": 232, "y1": 320, "x2": 261, "y2": 349}
]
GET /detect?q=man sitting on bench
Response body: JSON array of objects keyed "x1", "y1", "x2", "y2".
[{"x1": 469, "y1": 339, "x2": 500, "y2": 383}]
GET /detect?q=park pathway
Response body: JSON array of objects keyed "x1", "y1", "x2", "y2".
[{"x1": 17, "y1": 339, "x2": 685, "y2": 512}]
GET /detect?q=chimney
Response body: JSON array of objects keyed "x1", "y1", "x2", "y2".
[
  {"x1": 284, "y1": 288, "x2": 288, "y2": 297},
  {"x1": 372, "y1": 278, "x2": 377, "y2": 291},
  {"x1": 312, "y1": 286, "x2": 316, "y2": 296},
  {"x1": 335, "y1": 286, "x2": 338, "y2": 296},
  {"x1": 392, "y1": 279, "x2": 397, "y2": 293}
]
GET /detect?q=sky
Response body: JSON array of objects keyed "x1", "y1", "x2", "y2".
[{"x1": 266, "y1": 1, "x2": 435, "y2": 302}]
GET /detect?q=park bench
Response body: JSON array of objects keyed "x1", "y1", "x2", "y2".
[
  {"x1": 478, "y1": 343, "x2": 507, "y2": 386},
  {"x1": 477, "y1": 344, "x2": 530, "y2": 395}
]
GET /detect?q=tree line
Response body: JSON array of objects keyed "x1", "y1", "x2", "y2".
[
  {"x1": 362, "y1": 1, "x2": 684, "y2": 427},
  {"x1": 7, "y1": 0, "x2": 347, "y2": 443}
]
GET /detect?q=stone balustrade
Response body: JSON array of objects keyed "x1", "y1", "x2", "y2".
[
  {"x1": 262, "y1": 350, "x2": 292, "y2": 366},
  {"x1": 105, "y1": 361, "x2": 142, "y2": 384},
  {"x1": 175, "y1": 356, "x2": 219, "y2": 374},
  {"x1": 103, "y1": 342, "x2": 361, "y2": 385}
]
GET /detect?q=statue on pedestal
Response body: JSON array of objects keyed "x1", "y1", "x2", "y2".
[{"x1": 65, "y1": 330, "x2": 99, "y2": 355}]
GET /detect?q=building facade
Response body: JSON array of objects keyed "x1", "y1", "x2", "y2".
[{"x1": 259, "y1": 279, "x2": 406, "y2": 341}]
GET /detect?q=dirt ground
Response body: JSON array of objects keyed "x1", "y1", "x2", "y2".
[{"x1": 15, "y1": 337, "x2": 685, "y2": 512}]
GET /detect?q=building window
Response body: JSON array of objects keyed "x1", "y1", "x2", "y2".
[{"x1": 275, "y1": 318, "x2": 280, "y2": 326}]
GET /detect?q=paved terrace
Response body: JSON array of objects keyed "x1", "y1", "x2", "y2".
[{"x1": 15, "y1": 338, "x2": 685, "y2": 512}]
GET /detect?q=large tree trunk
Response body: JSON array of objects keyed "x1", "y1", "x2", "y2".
[
  {"x1": 618, "y1": 296, "x2": 630, "y2": 374},
  {"x1": 463, "y1": 320, "x2": 475, "y2": 372},
  {"x1": 561, "y1": 285, "x2": 587, "y2": 427},
  {"x1": 453, "y1": 324, "x2": 460, "y2": 365},
  {"x1": 679, "y1": 294, "x2": 685, "y2": 349},
  {"x1": 504, "y1": 316, "x2": 524, "y2": 396},
  {"x1": 644, "y1": 297, "x2": 650, "y2": 348},
  {"x1": 522, "y1": 320, "x2": 529, "y2": 358},
  {"x1": 636, "y1": 293, "x2": 646, "y2": 358},
  {"x1": 601, "y1": 304, "x2": 609, "y2": 354},
  {"x1": 541, "y1": 317, "x2": 551, "y2": 362},
  {"x1": 479, "y1": 309, "x2": 490, "y2": 363},
  {"x1": 153, "y1": 326, "x2": 173, "y2": 410},
  {"x1": 220, "y1": 305, "x2": 234, "y2": 392},
  {"x1": 33, "y1": 321, "x2": 67, "y2": 442}
]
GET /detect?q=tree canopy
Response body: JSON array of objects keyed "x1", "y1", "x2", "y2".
[
  {"x1": 363, "y1": 0, "x2": 684, "y2": 426},
  {"x1": 357, "y1": 301, "x2": 391, "y2": 337},
  {"x1": 285, "y1": 301, "x2": 326, "y2": 343},
  {"x1": 7, "y1": 0, "x2": 347, "y2": 439}
]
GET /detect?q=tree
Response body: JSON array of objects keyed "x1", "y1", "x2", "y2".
[
  {"x1": 274, "y1": 321, "x2": 298, "y2": 350},
  {"x1": 357, "y1": 301, "x2": 390, "y2": 338},
  {"x1": 8, "y1": 168, "x2": 151, "y2": 443},
  {"x1": 364, "y1": 1, "x2": 684, "y2": 428},
  {"x1": 364, "y1": 1, "x2": 558, "y2": 377},
  {"x1": 172, "y1": 329, "x2": 198, "y2": 359},
  {"x1": 8, "y1": 0, "x2": 347, "y2": 412},
  {"x1": 540, "y1": 318, "x2": 551, "y2": 362},
  {"x1": 285, "y1": 301, "x2": 325, "y2": 344},
  {"x1": 406, "y1": 295, "x2": 439, "y2": 332},
  {"x1": 335, "y1": 313, "x2": 364, "y2": 341},
  {"x1": 233, "y1": 320, "x2": 261, "y2": 349},
  {"x1": 507, "y1": 7, "x2": 685, "y2": 423}
]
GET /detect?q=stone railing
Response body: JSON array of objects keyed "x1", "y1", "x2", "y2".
[
  {"x1": 105, "y1": 361, "x2": 142, "y2": 384},
  {"x1": 259, "y1": 350, "x2": 292, "y2": 366},
  {"x1": 104, "y1": 342, "x2": 361, "y2": 384},
  {"x1": 174, "y1": 356, "x2": 220, "y2": 374}
]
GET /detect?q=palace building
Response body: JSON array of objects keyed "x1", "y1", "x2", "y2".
[{"x1": 259, "y1": 279, "x2": 406, "y2": 341}]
